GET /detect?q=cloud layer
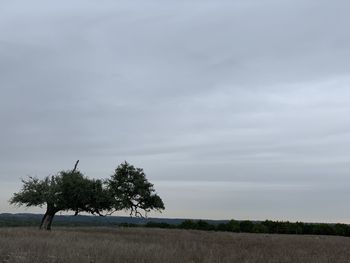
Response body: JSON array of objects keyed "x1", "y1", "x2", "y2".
[{"x1": 1, "y1": 0, "x2": 350, "y2": 222}]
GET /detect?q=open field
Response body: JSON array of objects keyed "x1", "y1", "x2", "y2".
[{"x1": 0, "y1": 227, "x2": 350, "y2": 263}]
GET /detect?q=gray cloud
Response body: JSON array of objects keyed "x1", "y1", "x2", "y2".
[{"x1": 1, "y1": 0, "x2": 350, "y2": 222}]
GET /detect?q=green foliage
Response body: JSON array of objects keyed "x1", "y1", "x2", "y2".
[
  {"x1": 143, "y1": 219, "x2": 350, "y2": 238},
  {"x1": 179, "y1": 220, "x2": 197, "y2": 229},
  {"x1": 252, "y1": 223, "x2": 268, "y2": 233},
  {"x1": 240, "y1": 220, "x2": 254, "y2": 232},
  {"x1": 196, "y1": 220, "x2": 216, "y2": 231},
  {"x1": 10, "y1": 171, "x2": 104, "y2": 215},
  {"x1": 227, "y1": 219, "x2": 240, "y2": 232},
  {"x1": 10, "y1": 177, "x2": 49, "y2": 207},
  {"x1": 108, "y1": 162, "x2": 165, "y2": 216},
  {"x1": 10, "y1": 162, "x2": 165, "y2": 220}
]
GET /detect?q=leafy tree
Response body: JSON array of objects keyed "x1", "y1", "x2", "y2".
[
  {"x1": 180, "y1": 220, "x2": 197, "y2": 229},
  {"x1": 252, "y1": 223, "x2": 268, "y2": 233},
  {"x1": 226, "y1": 219, "x2": 240, "y2": 232},
  {"x1": 10, "y1": 161, "x2": 164, "y2": 230},
  {"x1": 108, "y1": 162, "x2": 164, "y2": 217},
  {"x1": 240, "y1": 220, "x2": 254, "y2": 233},
  {"x1": 196, "y1": 220, "x2": 215, "y2": 231}
]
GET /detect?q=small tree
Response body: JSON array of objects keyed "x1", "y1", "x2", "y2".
[
  {"x1": 108, "y1": 162, "x2": 164, "y2": 217},
  {"x1": 10, "y1": 161, "x2": 164, "y2": 230}
]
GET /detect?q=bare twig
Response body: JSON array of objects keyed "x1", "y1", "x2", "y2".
[{"x1": 72, "y1": 160, "x2": 79, "y2": 173}]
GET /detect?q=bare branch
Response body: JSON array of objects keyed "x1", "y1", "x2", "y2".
[
  {"x1": 72, "y1": 160, "x2": 79, "y2": 173},
  {"x1": 104, "y1": 209, "x2": 117, "y2": 216}
]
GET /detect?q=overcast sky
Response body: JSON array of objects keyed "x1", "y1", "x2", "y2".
[{"x1": 1, "y1": 0, "x2": 350, "y2": 223}]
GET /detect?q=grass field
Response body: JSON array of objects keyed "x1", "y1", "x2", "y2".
[{"x1": 0, "y1": 227, "x2": 350, "y2": 263}]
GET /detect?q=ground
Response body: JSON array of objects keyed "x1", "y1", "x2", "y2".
[{"x1": 0, "y1": 227, "x2": 349, "y2": 262}]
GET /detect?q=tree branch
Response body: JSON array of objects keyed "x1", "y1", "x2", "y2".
[{"x1": 72, "y1": 160, "x2": 79, "y2": 173}]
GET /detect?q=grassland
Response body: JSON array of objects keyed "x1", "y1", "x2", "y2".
[{"x1": 0, "y1": 227, "x2": 350, "y2": 263}]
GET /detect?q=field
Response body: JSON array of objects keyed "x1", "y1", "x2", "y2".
[{"x1": 0, "y1": 227, "x2": 350, "y2": 263}]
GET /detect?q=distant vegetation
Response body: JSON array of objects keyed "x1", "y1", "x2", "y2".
[
  {"x1": 1, "y1": 214, "x2": 350, "y2": 237},
  {"x1": 143, "y1": 219, "x2": 350, "y2": 237}
]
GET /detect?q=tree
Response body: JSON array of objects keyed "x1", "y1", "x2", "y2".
[
  {"x1": 108, "y1": 161, "x2": 164, "y2": 217},
  {"x1": 239, "y1": 220, "x2": 254, "y2": 233},
  {"x1": 10, "y1": 161, "x2": 165, "y2": 230},
  {"x1": 226, "y1": 219, "x2": 240, "y2": 232}
]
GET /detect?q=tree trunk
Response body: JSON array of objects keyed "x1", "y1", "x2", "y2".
[
  {"x1": 40, "y1": 206, "x2": 57, "y2": 230},
  {"x1": 39, "y1": 211, "x2": 48, "y2": 229}
]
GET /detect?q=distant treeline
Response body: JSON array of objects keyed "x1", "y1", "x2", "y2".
[
  {"x1": 122, "y1": 220, "x2": 350, "y2": 237},
  {"x1": 2, "y1": 214, "x2": 350, "y2": 237}
]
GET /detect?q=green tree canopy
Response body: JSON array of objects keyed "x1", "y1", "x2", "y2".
[
  {"x1": 10, "y1": 161, "x2": 165, "y2": 230},
  {"x1": 108, "y1": 162, "x2": 165, "y2": 217}
]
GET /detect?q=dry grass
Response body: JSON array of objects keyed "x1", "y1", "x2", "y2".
[{"x1": 0, "y1": 227, "x2": 350, "y2": 263}]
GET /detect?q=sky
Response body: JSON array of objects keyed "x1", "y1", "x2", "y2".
[{"x1": 1, "y1": 0, "x2": 350, "y2": 223}]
